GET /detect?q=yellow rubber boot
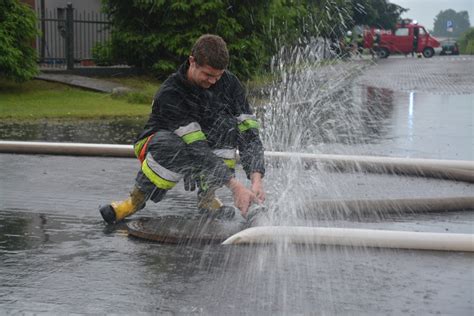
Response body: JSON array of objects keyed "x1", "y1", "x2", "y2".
[
  {"x1": 197, "y1": 190, "x2": 235, "y2": 220},
  {"x1": 197, "y1": 190, "x2": 224, "y2": 211},
  {"x1": 100, "y1": 187, "x2": 147, "y2": 224}
]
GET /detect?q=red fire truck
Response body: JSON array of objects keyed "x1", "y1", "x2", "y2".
[{"x1": 364, "y1": 21, "x2": 440, "y2": 58}]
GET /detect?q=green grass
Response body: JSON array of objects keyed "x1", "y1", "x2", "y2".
[
  {"x1": 0, "y1": 77, "x2": 156, "y2": 120},
  {"x1": 0, "y1": 73, "x2": 270, "y2": 120},
  {"x1": 105, "y1": 75, "x2": 160, "y2": 90}
]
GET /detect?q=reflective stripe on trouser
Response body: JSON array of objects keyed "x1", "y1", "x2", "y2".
[
  {"x1": 196, "y1": 148, "x2": 236, "y2": 209},
  {"x1": 196, "y1": 148, "x2": 236, "y2": 192},
  {"x1": 141, "y1": 153, "x2": 183, "y2": 190},
  {"x1": 135, "y1": 130, "x2": 232, "y2": 202},
  {"x1": 213, "y1": 148, "x2": 236, "y2": 170},
  {"x1": 136, "y1": 131, "x2": 190, "y2": 194},
  {"x1": 134, "y1": 136, "x2": 148, "y2": 158},
  {"x1": 236, "y1": 114, "x2": 259, "y2": 132},
  {"x1": 134, "y1": 134, "x2": 154, "y2": 162}
]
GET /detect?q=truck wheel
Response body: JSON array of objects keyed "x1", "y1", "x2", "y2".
[
  {"x1": 378, "y1": 48, "x2": 390, "y2": 58},
  {"x1": 423, "y1": 47, "x2": 434, "y2": 58}
]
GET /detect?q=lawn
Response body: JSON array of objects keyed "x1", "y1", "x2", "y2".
[{"x1": 0, "y1": 77, "x2": 159, "y2": 120}]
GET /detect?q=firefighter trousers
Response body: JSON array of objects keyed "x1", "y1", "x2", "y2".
[{"x1": 133, "y1": 130, "x2": 234, "y2": 204}]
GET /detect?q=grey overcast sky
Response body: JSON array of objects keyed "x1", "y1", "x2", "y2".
[{"x1": 390, "y1": 0, "x2": 474, "y2": 30}]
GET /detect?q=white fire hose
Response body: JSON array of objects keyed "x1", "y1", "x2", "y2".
[
  {"x1": 222, "y1": 226, "x2": 474, "y2": 252},
  {"x1": 1, "y1": 141, "x2": 473, "y2": 251}
]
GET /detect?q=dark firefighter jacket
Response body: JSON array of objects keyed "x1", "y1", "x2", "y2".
[{"x1": 136, "y1": 61, "x2": 265, "y2": 183}]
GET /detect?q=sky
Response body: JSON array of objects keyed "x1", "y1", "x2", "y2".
[{"x1": 390, "y1": 0, "x2": 474, "y2": 31}]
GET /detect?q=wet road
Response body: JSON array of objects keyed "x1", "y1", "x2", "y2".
[
  {"x1": 1, "y1": 56, "x2": 474, "y2": 314},
  {"x1": 1, "y1": 155, "x2": 473, "y2": 314}
]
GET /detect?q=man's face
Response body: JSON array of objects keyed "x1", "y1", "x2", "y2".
[{"x1": 187, "y1": 56, "x2": 225, "y2": 89}]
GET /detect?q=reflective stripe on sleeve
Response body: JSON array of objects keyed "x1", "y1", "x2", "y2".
[
  {"x1": 174, "y1": 122, "x2": 207, "y2": 144},
  {"x1": 141, "y1": 153, "x2": 183, "y2": 190},
  {"x1": 236, "y1": 114, "x2": 259, "y2": 132}
]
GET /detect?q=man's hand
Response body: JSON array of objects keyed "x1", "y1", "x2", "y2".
[
  {"x1": 227, "y1": 178, "x2": 258, "y2": 218},
  {"x1": 250, "y1": 172, "x2": 265, "y2": 203}
]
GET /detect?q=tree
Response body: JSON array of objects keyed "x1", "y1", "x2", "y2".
[
  {"x1": 433, "y1": 9, "x2": 471, "y2": 37},
  {"x1": 0, "y1": 0, "x2": 39, "y2": 82},
  {"x1": 102, "y1": 0, "x2": 317, "y2": 79},
  {"x1": 102, "y1": 0, "x2": 405, "y2": 79},
  {"x1": 305, "y1": 0, "x2": 354, "y2": 39},
  {"x1": 349, "y1": 0, "x2": 407, "y2": 29}
]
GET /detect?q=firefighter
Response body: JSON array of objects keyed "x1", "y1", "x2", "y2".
[
  {"x1": 371, "y1": 29, "x2": 381, "y2": 58},
  {"x1": 412, "y1": 27, "x2": 422, "y2": 58},
  {"x1": 342, "y1": 30, "x2": 354, "y2": 57},
  {"x1": 356, "y1": 33, "x2": 364, "y2": 56},
  {"x1": 99, "y1": 34, "x2": 266, "y2": 224}
]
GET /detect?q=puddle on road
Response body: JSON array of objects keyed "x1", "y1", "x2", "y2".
[
  {"x1": 0, "y1": 209, "x2": 472, "y2": 314},
  {"x1": 369, "y1": 91, "x2": 473, "y2": 160}
]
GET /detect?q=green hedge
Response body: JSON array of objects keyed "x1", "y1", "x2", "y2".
[
  {"x1": 459, "y1": 28, "x2": 474, "y2": 54},
  {"x1": 464, "y1": 40, "x2": 474, "y2": 54}
]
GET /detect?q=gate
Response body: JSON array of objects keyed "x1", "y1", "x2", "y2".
[{"x1": 37, "y1": 3, "x2": 111, "y2": 69}]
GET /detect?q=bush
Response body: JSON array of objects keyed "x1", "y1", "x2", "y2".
[
  {"x1": 125, "y1": 91, "x2": 150, "y2": 104},
  {"x1": 464, "y1": 40, "x2": 474, "y2": 54},
  {"x1": 0, "y1": 0, "x2": 39, "y2": 82},
  {"x1": 111, "y1": 87, "x2": 150, "y2": 104},
  {"x1": 458, "y1": 28, "x2": 474, "y2": 54},
  {"x1": 92, "y1": 41, "x2": 114, "y2": 66}
]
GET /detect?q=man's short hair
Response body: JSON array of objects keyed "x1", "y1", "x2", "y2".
[{"x1": 191, "y1": 34, "x2": 229, "y2": 70}]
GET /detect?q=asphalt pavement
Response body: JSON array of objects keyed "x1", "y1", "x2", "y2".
[{"x1": 1, "y1": 55, "x2": 473, "y2": 315}]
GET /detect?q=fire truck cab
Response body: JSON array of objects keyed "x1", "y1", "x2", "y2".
[{"x1": 364, "y1": 21, "x2": 440, "y2": 58}]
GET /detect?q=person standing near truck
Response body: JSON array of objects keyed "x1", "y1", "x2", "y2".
[
  {"x1": 356, "y1": 34, "x2": 364, "y2": 53},
  {"x1": 341, "y1": 31, "x2": 354, "y2": 58},
  {"x1": 412, "y1": 27, "x2": 421, "y2": 58},
  {"x1": 371, "y1": 29, "x2": 381, "y2": 59}
]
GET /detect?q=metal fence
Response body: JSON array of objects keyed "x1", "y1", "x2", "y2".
[{"x1": 37, "y1": 3, "x2": 111, "y2": 69}]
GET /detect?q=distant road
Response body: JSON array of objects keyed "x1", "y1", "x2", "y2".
[{"x1": 357, "y1": 55, "x2": 474, "y2": 94}]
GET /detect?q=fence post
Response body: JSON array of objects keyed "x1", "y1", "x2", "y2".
[
  {"x1": 40, "y1": 0, "x2": 46, "y2": 61},
  {"x1": 65, "y1": 3, "x2": 74, "y2": 70}
]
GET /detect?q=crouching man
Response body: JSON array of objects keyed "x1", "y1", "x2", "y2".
[{"x1": 100, "y1": 34, "x2": 265, "y2": 224}]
